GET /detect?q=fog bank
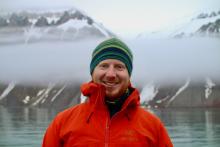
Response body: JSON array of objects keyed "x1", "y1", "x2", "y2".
[{"x1": 0, "y1": 37, "x2": 219, "y2": 86}]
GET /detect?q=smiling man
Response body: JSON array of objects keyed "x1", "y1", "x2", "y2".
[
  {"x1": 42, "y1": 38, "x2": 173, "y2": 147},
  {"x1": 92, "y1": 59, "x2": 130, "y2": 99}
]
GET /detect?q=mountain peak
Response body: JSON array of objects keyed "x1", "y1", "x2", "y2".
[
  {"x1": 137, "y1": 9, "x2": 220, "y2": 39},
  {"x1": 0, "y1": 8, "x2": 115, "y2": 44},
  {"x1": 194, "y1": 10, "x2": 220, "y2": 20}
]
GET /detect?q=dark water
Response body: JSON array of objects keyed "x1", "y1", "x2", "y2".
[
  {"x1": 154, "y1": 108, "x2": 220, "y2": 147},
  {"x1": 0, "y1": 106, "x2": 220, "y2": 147}
]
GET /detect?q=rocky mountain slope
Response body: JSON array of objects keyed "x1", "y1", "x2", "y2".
[
  {"x1": 0, "y1": 82, "x2": 81, "y2": 110},
  {"x1": 0, "y1": 8, "x2": 115, "y2": 44},
  {"x1": 138, "y1": 10, "x2": 220, "y2": 39},
  {"x1": 140, "y1": 78, "x2": 220, "y2": 108}
]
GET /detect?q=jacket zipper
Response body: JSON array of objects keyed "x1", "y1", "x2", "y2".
[
  {"x1": 104, "y1": 109, "x2": 124, "y2": 147},
  {"x1": 104, "y1": 109, "x2": 117, "y2": 147}
]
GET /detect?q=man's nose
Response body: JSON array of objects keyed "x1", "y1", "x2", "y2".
[{"x1": 106, "y1": 66, "x2": 116, "y2": 79}]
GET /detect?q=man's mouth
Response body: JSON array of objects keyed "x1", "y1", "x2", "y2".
[{"x1": 103, "y1": 81, "x2": 119, "y2": 87}]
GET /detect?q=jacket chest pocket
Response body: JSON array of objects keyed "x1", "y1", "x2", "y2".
[{"x1": 110, "y1": 129, "x2": 155, "y2": 146}]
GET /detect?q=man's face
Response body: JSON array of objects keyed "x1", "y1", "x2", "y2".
[{"x1": 92, "y1": 59, "x2": 130, "y2": 100}]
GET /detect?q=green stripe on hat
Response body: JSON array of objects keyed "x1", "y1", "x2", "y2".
[
  {"x1": 92, "y1": 38, "x2": 133, "y2": 59},
  {"x1": 90, "y1": 38, "x2": 133, "y2": 76}
]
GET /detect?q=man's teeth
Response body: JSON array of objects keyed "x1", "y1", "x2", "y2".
[{"x1": 104, "y1": 82, "x2": 117, "y2": 86}]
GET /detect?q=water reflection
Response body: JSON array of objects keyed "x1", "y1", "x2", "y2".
[
  {"x1": 153, "y1": 108, "x2": 220, "y2": 147},
  {"x1": 0, "y1": 106, "x2": 220, "y2": 147},
  {"x1": 0, "y1": 106, "x2": 58, "y2": 147}
]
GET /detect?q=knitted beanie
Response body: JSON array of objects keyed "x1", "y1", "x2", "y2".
[{"x1": 90, "y1": 37, "x2": 133, "y2": 76}]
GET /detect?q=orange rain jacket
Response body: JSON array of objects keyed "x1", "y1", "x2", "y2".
[{"x1": 42, "y1": 82, "x2": 173, "y2": 147}]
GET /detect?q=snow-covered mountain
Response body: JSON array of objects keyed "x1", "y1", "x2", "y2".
[
  {"x1": 1, "y1": 8, "x2": 220, "y2": 109},
  {"x1": 0, "y1": 82, "x2": 81, "y2": 109},
  {"x1": 140, "y1": 78, "x2": 220, "y2": 108},
  {"x1": 0, "y1": 8, "x2": 115, "y2": 44},
  {"x1": 138, "y1": 10, "x2": 220, "y2": 39},
  {"x1": 0, "y1": 7, "x2": 116, "y2": 108},
  {"x1": 136, "y1": 10, "x2": 220, "y2": 108}
]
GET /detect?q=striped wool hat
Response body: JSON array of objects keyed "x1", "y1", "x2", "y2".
[{"x1": 90, "y1": 37, "x2": 133, "y2": 76}]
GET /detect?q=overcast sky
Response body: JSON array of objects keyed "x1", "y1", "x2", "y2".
[{"x1": 1, "y1": 0, "x2": 220, "y2": 37}]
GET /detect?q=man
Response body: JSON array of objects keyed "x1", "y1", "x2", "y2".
[{"x1": 42, "y1": 38, "x2": 173, "y2": 147}]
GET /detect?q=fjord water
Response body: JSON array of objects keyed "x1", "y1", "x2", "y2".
[
  {"x1": 154, "y1": 108, "x2": 220, "y2": 147},
  {"x1": 0, "y1": 106, "x2": 219, "y2": 147}
]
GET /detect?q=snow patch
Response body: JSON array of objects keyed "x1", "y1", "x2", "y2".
[
  {"x1": 138, "y1": 12, "x2": 220, "y2": 39},
  {"x1": 0, "y1": 82, "x2": 16, "y2": 100},
  {"x1": 23, "y1": 96, "x2": 30, "y2": 104},
  {"x1": 140, "y1": 82, "x2": 158, "y2": 103},
  {"x1": 172, "y1": 15, "x2": 220, "y2": 36},
  {"x1": 37, "y1": 90, "x2": 45, "y2": 96},
  {"x1": 57, "y1": 19, "x2": 90, "y2": 31},
  {"x1": 205, "y1": 77, "x2": 215, "y2": 99},
  {"x1": 156, "y1": 96, "x2": 170, "y2": 104},
  {"x1": 92, "y1": 23, "x2": 111, "y2": 37},
  {"x1": 32, "y1": 83, "x2": 55, "y2": 106},
  {"x1": 46, "y1": 16, "x2": 59, "y2": 24},
  {"x1": 51, "y1": 85, "x2": 66, "y2": 102},
  {"x1": 166, "y1": 78, "x2": 190, "y2": 107}
]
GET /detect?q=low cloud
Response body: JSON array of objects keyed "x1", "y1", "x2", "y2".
[{"x1": 0, "y1": 37, "x2": 219, "y2": 86}]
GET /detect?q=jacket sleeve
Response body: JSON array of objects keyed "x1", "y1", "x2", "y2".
[
  {"x1": 42, "y1": 116, "x2": 62, "y2": 147},
  {"x1": 158, "y1": 122, "x2": 173, "y2": 147}
]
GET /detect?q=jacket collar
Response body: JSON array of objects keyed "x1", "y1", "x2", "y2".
[
  {"x1": 81, "y1": 81, "x2": 140, "y2": 123},
  {"x1": 81, "y1": 81, "x2": 140, "y2": 110}
]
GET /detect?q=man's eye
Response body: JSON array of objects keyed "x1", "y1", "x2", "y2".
[
  {"x1": 116, "y1": 65, "x2": 125, "y2": 70},
  {"x1": 99, "y1": 64, "x2": 108, "y2": 68}
]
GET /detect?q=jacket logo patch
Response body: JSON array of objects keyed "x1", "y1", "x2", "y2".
[{"x1": 120, "y1": 129, "x2": 139, "y2": 142}]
